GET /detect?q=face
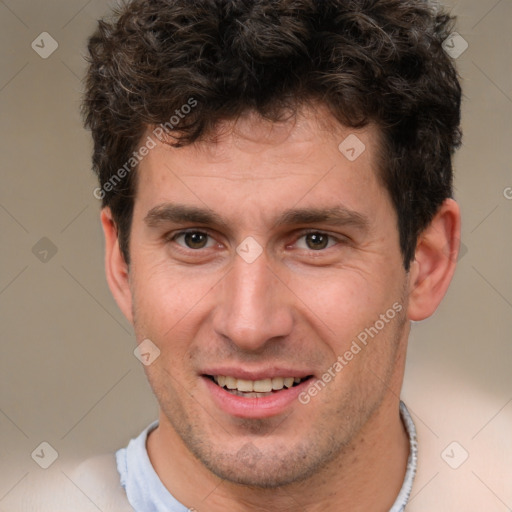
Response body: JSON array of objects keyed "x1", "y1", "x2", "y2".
[{"x1": 125, "y1": 106, "x2": 410, "y2": 487}]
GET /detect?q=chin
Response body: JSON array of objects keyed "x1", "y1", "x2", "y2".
[{"x1": 190, "y1": 438, "x2": 340, "y2": 489}]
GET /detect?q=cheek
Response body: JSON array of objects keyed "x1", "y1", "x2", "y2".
[
  {"x1": 129, "y1": 259, "x2": 220, "y2": 351},
  {"x1": 293, "y1": 268, "x2": 398, "y2": 339}
]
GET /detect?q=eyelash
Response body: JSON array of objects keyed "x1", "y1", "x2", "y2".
[
  {"x1": 167, "y1": 229, "x2": 344, "y2": 252},
  {"x1": 168, "y1": 229, "x2": 218, "y2": 250}
]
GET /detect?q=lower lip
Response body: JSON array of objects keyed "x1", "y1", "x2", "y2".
[{"x1": 202, "y1": 376, "x2": 312, "y2": 419}]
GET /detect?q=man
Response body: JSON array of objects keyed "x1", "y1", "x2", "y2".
[{"x1": 75, "y1": 0, "x2": 471, "y2": 510}]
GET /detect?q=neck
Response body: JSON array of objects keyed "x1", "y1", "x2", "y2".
[{"x1": 147, "y1": 396, "x2": 410, "y2": 512}]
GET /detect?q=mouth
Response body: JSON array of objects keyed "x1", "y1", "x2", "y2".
[{"x1": 204, "y1": 374, "x2": 312, "y2": 398}]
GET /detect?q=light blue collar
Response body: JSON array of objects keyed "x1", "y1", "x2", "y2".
[{"x1": 117, "y1": 401, "x2": 417, "y2": 511}]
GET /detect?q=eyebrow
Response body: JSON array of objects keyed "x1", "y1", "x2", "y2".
[
  {"x1": 144, "y1": 203, "x2": 369, "y2": 231},
  {"x1": 274, "y1": 206, "x2": 369, "y2": 230},
  {"x1": 144, "y1": 204, "x2": 229, "y2": 229}
]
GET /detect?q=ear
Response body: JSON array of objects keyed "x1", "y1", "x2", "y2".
[
  {"x1": 100, "y1": 207, "x2": 133, "y2": 325},
  {"x1": 407, "y1": 198, "x2": 461, "y2": 321}
]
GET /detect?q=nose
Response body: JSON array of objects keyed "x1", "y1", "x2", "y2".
[{"x1": 212, "y1": 248, "x2": 294, "y2": 353}]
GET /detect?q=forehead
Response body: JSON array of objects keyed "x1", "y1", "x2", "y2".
[{"x1": 133, "y1": 105, "x2": 390, "y2": 228}]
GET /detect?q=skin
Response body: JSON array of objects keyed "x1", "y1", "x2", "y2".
[{"x1": 102, "y1": 105, "x2": 460, "y2": 511}]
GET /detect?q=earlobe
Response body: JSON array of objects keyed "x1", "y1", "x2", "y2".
[
  {"x1": 100, "y1": 208, "x2": 133, "y2": 325},
  {"x1": 407, "y1": 198, "x2": 461, "y2": 321}
]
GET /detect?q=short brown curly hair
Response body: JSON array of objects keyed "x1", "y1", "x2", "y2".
[{"x1": 83, "y1": 0, "x2": 462, "y2": 270}]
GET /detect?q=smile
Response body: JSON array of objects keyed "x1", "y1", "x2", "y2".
[
  {"x1": 207, "y1": 375, "x2": 309, "y2": 397},
  {"x1": 202, "y1": 373, "x2": 314, "y2": 418}
]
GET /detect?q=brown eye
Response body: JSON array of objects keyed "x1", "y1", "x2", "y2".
[
  {"x1": 304, "y1": 232, "x2": 329, "y2": 250},
  {"x1": 184, "y1": 232, "x2": 208, "y2": 249},
  {"x1": 173, "y1": 231, "x2": 214, "y2": 250}
]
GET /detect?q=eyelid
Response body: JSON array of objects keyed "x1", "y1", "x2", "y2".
[
  {"x1": 165, "y1": 227, "x2": 214, "y2": 239},
  {"x1": 295, "y1": 228, "x2": 348, "y2": 242},
  {"x1": 167, "y1": 228, "x2": 219, "y2": 249}
]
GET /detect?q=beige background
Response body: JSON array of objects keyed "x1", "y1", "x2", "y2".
[{"x1": 0, "y1": 0, "x2": 511, "y2": 508}]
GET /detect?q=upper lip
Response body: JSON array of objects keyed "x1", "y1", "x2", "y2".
[{"x1": 201, "y1": 367, "x2": 313, "y2": 381}]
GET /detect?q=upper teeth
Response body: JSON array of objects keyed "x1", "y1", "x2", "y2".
[{"x1": 213, "y1": 376, "x2": 302, "y2": 392}]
